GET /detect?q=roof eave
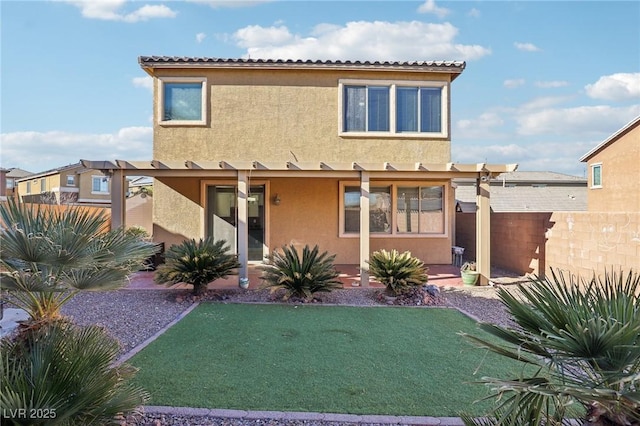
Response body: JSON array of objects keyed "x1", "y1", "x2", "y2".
[
  {"x1": 138, "y1": 57, "x2": 466, "y2": 78},
  {"x1": 580, "y1": 115, "x2": 640, "y2": 162}
]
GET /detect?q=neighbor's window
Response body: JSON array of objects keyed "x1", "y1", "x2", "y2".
[
  {"x1": 26, "y1": 181, "x2": 31, "y2": 194},
  {"x1": 340, "y1": 80, "x2": 447, "y2": 137},
  {"x1": 158, "y1": 77, "x2": 206, "y2": 125},
  {"x1": 40, "y1": 178, "x2": 46, "y2": 191},
  {"x1": 66, "y1": 175, "x2": 75, "y2": 186},
  {"x1": 591, "y1": 163, "x2": 602, "y2": 188},
  {"x1": 92, "y1": 176, "x2": 109, "y2": 193},
  {"x1": 6, "y1": 179, "x2": 14, "y2": 189},
  {"x1": 341, "y1": 182, "x2": 446, "y2": 236}
]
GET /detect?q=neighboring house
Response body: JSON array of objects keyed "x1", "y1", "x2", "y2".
[
  {"x1": 126, "y1": 176, "x2": 154, "y2": 235},
  {"x1": 579, "y1": 116, "x2": 640, "y2": 212},
  {"x1": 128, "y1": 176, "x2": 153, "y2": 197},
  {"x1": 455, "y1": 171, "x2": 587, "y2": 213},
  {"x1": 83, "y1": 57, "x2": 517, "y2": 285},
  {"x1": 3, "y1": 167, "x2": 33, "y2": 199},
  {"x1": 16, "y1": 162, "x2": 118, "y2": 206}
]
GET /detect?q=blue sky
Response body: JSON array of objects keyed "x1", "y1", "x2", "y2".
[{"x1": 2, "y1": 0, "x2": 639, "y2": 176}]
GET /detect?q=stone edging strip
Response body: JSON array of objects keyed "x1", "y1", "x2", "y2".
[
  {"x1": 116, "y1": 302, "x2": 201, "y2": 365},
  {"x1": 142, "y1": 406, "x2": 466, "y2": 425}
]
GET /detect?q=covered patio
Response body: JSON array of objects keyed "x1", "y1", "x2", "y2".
[
  {"x1": 127, "y1": 264, "x2": 466, "y2": 290},
  {"x1": 83, "y1": 159, "x2": 517, "y2": 287}
]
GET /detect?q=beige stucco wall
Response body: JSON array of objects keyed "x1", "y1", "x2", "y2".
[
  {"x1": 126, "y1": 193, "x2": 154, "y2": 235},
  {"x1": 153, "y1": 175, "x2": 453, "y2": 264},
  {"x1": 153, "y1": 177, "x2": 202, "y2": 247},
  {"x1": 149, "y1": 66, "x2": 461, "y2": 264},
  {"x1": 18, "y1": 174, "x2": 61, "y2": 202},
  {"x1": 585, "y1": 124, "x2": 640, "y2": 212},
  {"x1": 77, "y1": 172, "x2": 115, "y2": 203},
  {"x1": 152, "y1": 68, "x2": 452, "y2": 165}
]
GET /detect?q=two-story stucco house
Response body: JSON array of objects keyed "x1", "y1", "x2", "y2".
[
  {"x1": 579, "y1": 116, "x2": 640, "y2": 213},
  {"x1": 17, "y1": 162, "x2": 116, "y2": 206},
  {"x1": 83, "y1": 57, "x2": 516, "y2": 285}
]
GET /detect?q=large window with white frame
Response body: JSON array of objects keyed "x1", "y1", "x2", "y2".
[
  {"x1": 590, "y1": 163, "x2": 602, "y2": 188},
  {"x1": 340, "y1": 182, "x2": 447, "y2": 237},
  {"x1": 158, "y1": 77, "x2": 207, "y2": 125},
  {"x1": 339, "y1": 79, "x2": 448, "y2": 138}
]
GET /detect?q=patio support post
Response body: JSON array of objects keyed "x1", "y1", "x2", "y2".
[
  {"x1": 110, "y1": 169, "x2": 125, "y2": 230},
  {"x1": 237, "y1": 170, "x2": 249, "y2": 280},
  {"x1": 359, "y1": 171, "x2": 370, "y2": 286},
  {"x1": 475, "y1": 175, "x2": 491, "y2": 285}
]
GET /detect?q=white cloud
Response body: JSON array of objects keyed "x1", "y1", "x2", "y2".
[
  {"x1": 519, "y1": 95, "x2": 574, "y2": 111},
  {"x1": 231, "y1": 21, "x2": 491, "y2": 61},
  {"x1": 196, "y1": 32, "x2": 207, "y2": 43},
  {"x1": 64, "y1": 0, "x2": 176, "y2": 22},
  {"x1": 0, "y1": 128, "x2": 153, "y2": 172},
  {"x1": 455, "y1": 112, "x2": 505, "y2": 139},
  {"x1": 132, "y1": 76, "x2": 153, "y2": 92},
  {"x1": 467, "y1": 8, "x2": 481, "y2": 18},
  {"x1": 233, "y1": 25, "x2": 293, "y2": 49},
  {"x1": 417, "y1": 0, "x2": 450, "y2": 19},
  {"x1": 514, "y1": 42, "x2": 541, "y2": 52},
  {"x1": 185, "y1": 0, "x2": 271, "y2": 8},
  {"x1": 452, "y1": 141, "x2": 592, "y2": 175},
  {"x1": 516, "y1": 105, "x2": 640, "y2": 136},
  {"x1": 535, "y1": 81, "x2": 569, "y2": 89},
  {"x1": 504, "y1": 79, "x2": 525, "y2": 89},
  {"x1": 585, "y1": 73, "x2": 640, "y2": 101}
]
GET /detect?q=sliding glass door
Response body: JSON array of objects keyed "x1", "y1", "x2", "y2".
[{"x1": 206, "y1": 184, "x2": 265, "y2": 262}]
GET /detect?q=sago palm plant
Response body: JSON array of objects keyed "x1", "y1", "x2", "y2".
[
  {"x1": 367, "y1": 249, "x2": 429, "y2": 295},
  {"x1": 0, "y1": 198, "x2": 157, "y2": 322},
  {"x1": 259, "y1": 244, "x2": 342, "y2": 301},
  {"x1": 154, "y1": 237, "x2": 240, "y2": 295},
  {"x1": 460, "y1": 268, "x2": 640, "y2": 426},
  {"x1": 1, "y1": 320, "x2": 149, "y2": 425}
]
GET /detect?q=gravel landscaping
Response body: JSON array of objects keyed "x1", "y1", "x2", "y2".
[{"x1": 55, "y1": 284, "x2": 519, "y2": 426}]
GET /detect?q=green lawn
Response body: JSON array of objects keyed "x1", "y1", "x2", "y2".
[{"x1": 129, "y1": 303, "x2": 520, "y2": 416}]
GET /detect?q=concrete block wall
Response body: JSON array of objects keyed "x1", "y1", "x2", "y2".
[
  {"x1": 544, "y1": 212, "x2": 640, "y2": 278},
  {"x1": 455, "y1": 211, "x2": 639, "y2": 277}
]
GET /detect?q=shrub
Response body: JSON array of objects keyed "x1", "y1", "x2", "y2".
[
  {"x1": 1, "y1": 320, "x2": 149, "y2": 425},
  {"x1": 0, "y1": 198, "x2": 157, "y2": 322},
  {"x1": 259, "y1": 244, "x2": 342, "y2": 301},
  {"x1": 154, "y1": 238, "x2": 240, "y2": 295},
  {"x1": 367, "y1": 249, "x2": 429, "y2": 296},
  {"x1": 125, "y1": 225, "x2": 150, "y2": 241},
  {"x1": 460, "y1": 268, "x2": 640, "y2": 425}
]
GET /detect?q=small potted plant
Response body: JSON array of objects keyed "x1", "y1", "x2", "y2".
[{"x1": 460, "y1": 261, "x2": 480, "y2": 286}]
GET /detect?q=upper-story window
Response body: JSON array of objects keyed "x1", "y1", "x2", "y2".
[
  {"x1": 92, "y1": 176, "x2": 109, "y2": 194},
  {"x1": 40, "y1": 178, "x2": 46, "y2": 191},
  {"x1": 66, "y1": 175, "x2": 76, "y2": 186},
  {"x1": 158, "y1": 77, "x2": 207, "y2": 126},
  {"x1": 339, "y1": 79, "x2": 448, "y2": 138},
  {"x1": 591, "y1": 163, "x2": 602, "y2": 188},
  {"x1": 7, "y1": 179, "x2": 14, "y2": 189}
]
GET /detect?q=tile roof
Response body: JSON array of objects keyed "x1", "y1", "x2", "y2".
[
  {"x1": 138, "y1": 56, "x2": 466, "y2": 77},
  {"x1": 15, "y1": 162, "x2": 84, "y2": 182},
  {"x1": 455, "y1": 171, "x2": 586, "y2": 185},
  {"x1": 455, "y1": 185, "x2": 587, "y2": 212},
  {"x1": 5, "y1": 168, "x2": 33, "y2": 179}
]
